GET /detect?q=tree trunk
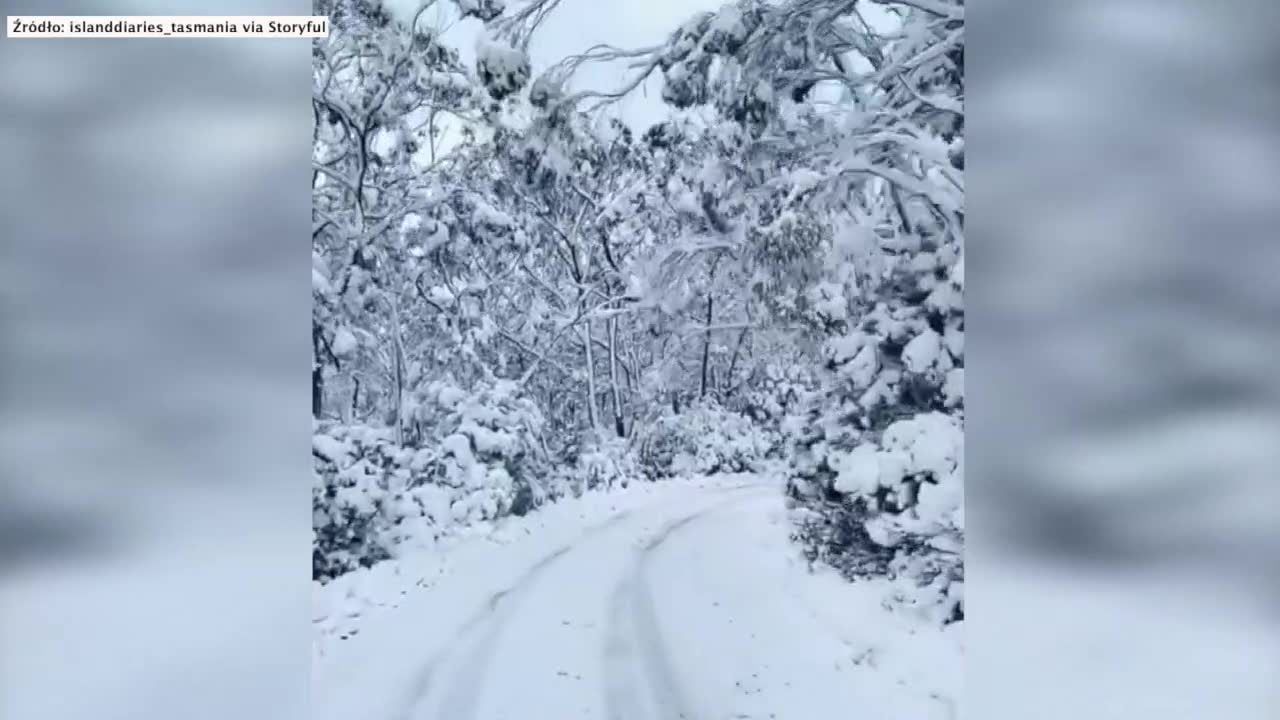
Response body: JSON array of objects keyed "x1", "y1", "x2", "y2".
[
  {"x1": 390, "y1": 299, "x2": 406, "y2": 445},
  {"x1": 582, "y1": 320, "x2": 600, "y2": 431},
  {"x1": 312, "y1": 324, "x2": 324, "y2": 419},
  {"x1": 723, "y1": 326, "x2": 750, "y2": 397},
  {"x1": 700, "y1": 295, "x2": 714, "y2": 398},
  {"x1": 607, "y1": 316, "x2": 625, "y2": 437},
  {"x1": 312, "y1": 366, "x2": 324, "y2": 419}
]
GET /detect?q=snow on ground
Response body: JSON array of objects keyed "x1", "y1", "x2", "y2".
[
  {"x1": 312, "y1": 477, "x2": 747, "y2": 655},
  {"x1": 313, "y1": 474, "x2": 962, "y2": 720}
]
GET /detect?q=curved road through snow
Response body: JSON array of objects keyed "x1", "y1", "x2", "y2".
[{"x1": 314, "y1": 476, "x2": 959, "y2": 720}]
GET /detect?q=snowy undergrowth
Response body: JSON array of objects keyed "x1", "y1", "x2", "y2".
[{"x1": 638, "y1": 399, "x2": 781, "y2": 478}]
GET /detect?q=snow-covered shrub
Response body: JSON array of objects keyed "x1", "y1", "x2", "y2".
[
  {"x1": 312, "y1": 424, "x2": 420, "y2": 582},
  {"x1": 789, "y1": 248, "x2": 965, "y2": 623},
  {"x1": 410, "y1": 378, "x2": 548, "y2": 523},
  {"x1": 548, "y1": 434, "x2": 644, "y2": 497},
  {"x1": 313, "y1": 380, "x2": 549, "y2": 583},
  {"x1": 639, "y1": 399, "x2": 776, "y2": 478},
  {"x1": 735, "y1": 361, "x2": 815, "y2": 441},
  {"x1": 580, "y1": 435, "x2": 642, "y2": 490}
]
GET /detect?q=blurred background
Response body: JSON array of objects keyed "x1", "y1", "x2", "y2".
[
  {"x1": 0, "y1": 2, "x2": 311, "y2": 719},
  {"x1": 969, "y1": 0, "x2": 1280, "y2": 718},
  {"x1": 0, "y1": 0, "x2": 1276, "y2": 719}
]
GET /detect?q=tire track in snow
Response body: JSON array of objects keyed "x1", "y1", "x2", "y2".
[
  {"x1": 400, "y1": 482, "x2": 762, "y2": 720},
  {"x1": 395, "y1": 508, "x2": 634, "y2": 720},
  {"x1": 603, "y1": 489, "x2": 769, "y2": 720}
]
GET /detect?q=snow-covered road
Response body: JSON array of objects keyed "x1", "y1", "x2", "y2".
[{"x1": 314, "y1": 475, "x2": 961, "y2": 720}]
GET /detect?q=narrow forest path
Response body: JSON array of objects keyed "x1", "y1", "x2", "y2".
[{"x1": 313, "y1": 475, "x2": 960, "y2": 720}]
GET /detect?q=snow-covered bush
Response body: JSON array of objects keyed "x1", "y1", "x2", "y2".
[
  {"x1": 639, "y1": 399, "x2": 776, "y2": 478},
  {"x1": 789, "y1": 247, "x2": 965, "y2": 623},
  {"x1": 409, "y1": 378, "x2": 548, "y2": 522},
  {"x1": 313, "y1": 380, "x2": 549, "y2": 582},
  {"x1": 584, "y1": 436, "x2": 642, "y2": 489},
  {"x1": 735, "y1": 361, "x2": 815, "y2": 440},
  {"x1": 548, "y1": 435, "x2": 644, "y2": 497},
  {"x1": 312, "y1": 424, "x2": 420, "y2": 582}
]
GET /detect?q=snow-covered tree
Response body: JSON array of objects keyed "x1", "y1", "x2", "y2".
[{"x1": 518, "y1": 0, "x2": 965, "y2": 618}]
